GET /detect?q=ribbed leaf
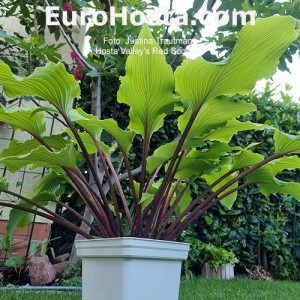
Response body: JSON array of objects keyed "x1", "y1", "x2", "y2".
[
  {"x1": 232, "y1": 150, "x2": 264, "y2": 170},
  {"x1": 246, "y1": 167, "x2": 300, "y2": 201},
  {"x1": 30, "y1": 172, "x2": 67, "y2": 197},
  {"x1": 175, "y1": 158, "x2": 216, "y2": 180},
  {"x1": 146, "y1": 139, "x2": 207, "y2": 174},
  {"x1": 68, "y1": 108, "x2": 103, "y2": 137},
  {"x1": 179, "y1": 98, "x2": 256, "y2": 142},
  {"x1": 0, "y1": 62, "x2": 80, "y2": 111},
  {"x1": 175, "y1": 16, "x2": 299, "y2": 109},
  {"x1": 0, "y1": 144, "x2": 81, "y2": 173},
  {"x1": 202, "y1": 166, "x2": 238, "y2": 209},
  {"x1": 0, "y1": 136, "x2": 71, "y2": 160},
  {"x1": 69, "y1": 108, "x2": 132, "y2": 152},
  {"x1": 267, "y1": 156, "x2": 300, "y2": 175},
  {"x1": 274, "y1": 130, "x2": 300, "y2": 154},
  {"x1": 204, "y1": 119, "x2": 269, "y2": 143},
  {"x1": 146, "y1": 142, "x2": 178, "y2": 174},
  {"x1": 189, "y1": 143, "x2": 241, "y2": 160},
  {"x1": 0, "y1": 106, "x2": 46, "y2": 137},
  {"x1": 65, "y1": 129, "x2": 111, "y2": 154},
  {"x1": 117, "y1": 24, "x2": 175, "y2": 137}
]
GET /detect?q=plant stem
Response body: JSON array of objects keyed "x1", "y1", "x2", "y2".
[
  {"x1": 142, "y1": 107, "x2": 201, "y2": 237},
  {"x1": 121, "y1": 150, "x2": 141, "y2": 235},
  {"x1": 55, "y1": 200, "x2": 103, "y2": 237},
  {"x1": 163, "y1": 153, "x2": 284, "y2": 239},
  {"x1": 92, "y1": 136, "x2": 125, "y2": 236},
  {"x1": 0, "y1": 200, "x2": 93, "y2": 239},
  {"x1": 163, "y1": 169, "x2": 237, "y2": 235},
  {"x1": 156, "y1": 179, "x2": 194, "y2": 238},
  {"x1": 165, "y1": 182, "x2": 251, "y2": 240},
  {"x1": 55, "y1": 105, "x2": 118, "y2": 234}
]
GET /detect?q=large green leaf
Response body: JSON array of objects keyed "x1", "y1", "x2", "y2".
[
  {"x1": 189, "y1": 143, "x2": 243, "y2": 160},
  {"x1": 29, "y1": 172, "x2": 67, "y2": 198},
  {"x1": 0, "y1": 106, "x2": 46, "y2": 137},
  {"x1": 0, "y1": 135, "x2": 71, "y2": 159},
  {"x1": 171, "y1": 183, "x2": 192, "y2": 216},
  {"x1": 146, "y1": 142, "x2": 178, "y2": 174},
  {"x1": 117, "y1": 24, "x2": 175, "y2": 137},
  {"x1": 267, "y1": 156, "x2": 300, "y2": 175},
  {"x1": 175, "y1": 157, "x2": 217, "y2": 180},
  {"x1": 69, "y1": 108, "x2": 132, "y2": 152},
  {"x1": 179, "y1": 98, "x2": 256, "y2": 142},
  {"x1": 232, "y1": 150, "x2": 264, "y2": 170},
  {"x1": 0, "y1": 62, "x2": 80, "y2": 111},
  {"x1": 274, "y1": 130, "x2": 300, "y2": 154},
  {"x1": 202, "y1": 166, "x2": 239, "y2": 209},
  {"x1": 175, "y1": 16, "x2": 299, "y2": 109},
  {"x1": 246, "y1": 167, "x2": 300, "y2": 202},
  {"x1": 65, "y1": 129, "x2": 111, "y2": 155},
  {"x1": 203, "y1": 119, "x2": 269, "y2": 143},
  {"x1": 0, "y1": 144, "x2": 81, "y2": 173}
]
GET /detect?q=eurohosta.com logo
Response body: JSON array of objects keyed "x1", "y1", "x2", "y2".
[{"x1": 46, "y1": 6, "x2": 256, "y2": 28}]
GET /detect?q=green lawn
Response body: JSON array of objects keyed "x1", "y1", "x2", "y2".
[
  {"x1": 0, "y1": 290, "x2": 81, "y2": 300},
  {"x1": 0, "y1": 277, "x2": 300, "y2": 299},
  {"x1": 179, "y1": 277, "x2": 300, "y2": 300}
]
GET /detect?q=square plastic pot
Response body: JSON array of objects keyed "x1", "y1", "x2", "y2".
[{"x1": 76, "y1": 237, "x2": 190, "y2": 300}]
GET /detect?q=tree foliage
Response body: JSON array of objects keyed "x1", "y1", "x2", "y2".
[{"x1": 188, "y1": 86, "x2": 300, "y2": 280}]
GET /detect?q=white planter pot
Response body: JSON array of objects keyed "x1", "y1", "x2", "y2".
[
  {"x1": 75, "y1": 237, "x2": 190, "y2": 300},
  {"x1": 201, "y1": 262, "x2": 235, "y2": 279}
]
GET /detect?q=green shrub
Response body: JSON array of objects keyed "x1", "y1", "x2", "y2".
[{"x1": 183, "y1": 237, "x2": 238, "y2": 278}]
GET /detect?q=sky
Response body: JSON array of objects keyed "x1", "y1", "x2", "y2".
[{"x1": 154, "y1": 0, "x2": 300, "y2": 102}]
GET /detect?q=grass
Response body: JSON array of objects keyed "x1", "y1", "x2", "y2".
[
  {"x1": 179, "y1": 277, "x2": 300, "y2": 300},
  {"x1": 0, "y1": 291, "x2": 81, "y2": 300},
  {"x1": 1, "y1": 277, "x2": 300, "y2": 299}
]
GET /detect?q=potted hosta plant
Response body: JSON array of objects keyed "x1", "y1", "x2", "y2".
[{"x1": 0, "y1": 16, "x2": 300, "y2": 300}]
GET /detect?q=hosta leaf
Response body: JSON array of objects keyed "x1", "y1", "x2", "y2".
[
  {"x1": 267, "y1": 156, "x2": 300, "y2": 175},
  {"x1": 188, "y1": 143, "x2": 241, "y2": 160},
  {"x1": 179, "y1": 98, "x2": 256, "y2": 142},
  {"x1": 69, "y1": 108, "x2": 132, "y2": 152},
  {"x1": 203, "y1": 119, "x2": 269, "y2": 143},
  {"x1": 65, "y1": 129, "x2": 111, "y2": 155},
  {"x1": 117, "y1": 24, "x2": 175, "y2": 137},
  {"x1": 274, "y1": 130, "x2": 300, "y2": 154},
  {"x1": 68, "y1": 108, "x2": 103, "y2": 137},
  {"x1": 0, "y1": 177, "x2": 9, "y2": 190},
  {"x1": 232, "y1": 150, "x2": 264, "y2": 170},
  {"x1": 171, "y1": 183, "x2": 192, "y2": 216},
  {"x1": 202, "y1": 166, "x2": 239, "y2": 209},
  {"x1": 0, "y1": 144, "x2": 81, "y2": 173},
  {"x1": 246, "y1": 167, "x2": 300, "y2": 201},
  {"x1": 30, "y1": 172, "x2": 67, "y2": 197},
  {"x1": 0, "y1": 136, "x2": 71, "y2": 159},
  {"x1": 5, "y1": 208, "x2": 34, "y2": 252},
  {"x1": 0, "y1": 106, "x2": 46, "y2": 136},
  {"x1": 175, "y1": 16, "x2": 299, "y2": 109},
  {"x1": 146, "y1": 142, "x2": 178, "y2": 174},
  {"x1": 32, "y1": 105, "x2": 60, "y2": 115},
  {"x1": 175, "y1": 158, "x2": 216, "y2": 180},
  {"x1": 0, "y1": 62, "x2": 80, "y2": 111}
]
